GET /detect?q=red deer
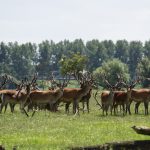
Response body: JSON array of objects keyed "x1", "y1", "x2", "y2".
[
  {"x1": 0, "y1": 76, "x2": 37, "y2": 116},
  {"x1": 80, "y1": 88, "x2": 92, "y2": 113},
  {"x1": 25, "y1": 74, "x2": 70, "y2": 117},
  {"x1": 130, "y1": 88, "x2": 150, "y2": 115},
  {"x1": 113, "y1": 78, "x2": 140, "y2": 115},
  {"x1": 58, "y1": 71, "x2": 93, "y2": 115},
  {"x1": 93, "y1": 74, "x2": 121, "y2": 115}
]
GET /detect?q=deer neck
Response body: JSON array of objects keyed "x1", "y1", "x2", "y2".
[
  {"x1": 54, "y1": 88, "x2": 64, "y2": 99},
  {"x1": 80, "y1": 85, "x2": 91, "y2": 96},
  {"x1": 109, "y1": 90, "x2": 114, "y2": 98},
  {"x1": 127, "y1": 89, "x2": 132, "y2": 99}
]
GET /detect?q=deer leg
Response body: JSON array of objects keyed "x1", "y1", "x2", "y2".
[
  {"x1": 87, "y1": 99, "x2": 89, "y2": 113},
  {"x1": 82, "y1": 101, "x2": 85, "y2": 114},
  {"x1": 31, "y1": 110, "x2": 36, "y2": 117},
  {"x1": 65, "y1": 103, "x2": 70, "y2": 114},
  {"x1": 113, "y1": 104, "x2": 117, "y2": 115},
  {"x1": 126, "y1": 103, "x2": 131, "y2": 115},
  {"x1": 4, "y1": 103, "x2": 8, "y2": 113},
  {"x1": 0, "y1": 102, "x2": 6, "y2": 113},
  {"x1": 106, "y1": 106, "x2": 108, "y2": 115},
  {"x1": 135, "y1": 102, "x2": 140, "y2": 114},
  {"x1": 0, "y1": 104, "x2": 2, "y2": 113},
  {"x1": 0, "y1": 94, "x2": 5, "y2": 113},
  {"x1": 22, "y1": 108, "x2": 29, "y2": 117},
  {"x1": 73, "y1": 100, "x2": 76, "y2": 114},
  {"x1": 102, "y1": 104, "x2": 105, "y2": 116},
  {"x1": 20, "y1": 103, "x2": 29, "y2": 117},
  {"x1": 10, "y1": 104, "x2": 15, "y2": 113},
  {"x1": 122, "y1": 104, "x2": 125, "y2": 116},
  {"x1": 144, "y1": 102, "x2": 149, "y2": 115},
  {"x1": 0, "y1": 103, "x2": 3, "y2": 113},
  {"x1": 128, "y1": 101, "x2": 132, "y2": 115},
  {"x1": 110, "y1": 105, "x2": 113, "y2": 115},
  {"x1": 74, "y1": 100, "x2": 79, "y2": 116}
]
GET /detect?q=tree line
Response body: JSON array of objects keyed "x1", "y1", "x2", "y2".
[{"x1": 0, "y1": 39, "x2": 150, "y2": 86}]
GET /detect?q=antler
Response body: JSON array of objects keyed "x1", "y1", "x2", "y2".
[
  {"x1": 120, "y1": 74, "x2": 139, "y2": 90},
  {"x1": 0, "y1": 74, "x2": 8, "y2": 89},
  {"x1": 93, "y1": 91, "x2": 102, "y2": 108},
  {"x1": 102, "y1": 73, "x2": 113, "y2": 89},
  {"x1": 62, "y1": 73, "x2": 71, "y2": 87}
]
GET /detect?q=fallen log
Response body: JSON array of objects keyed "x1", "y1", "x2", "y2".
[
  {"x1": 71, "y1": 140, "x2": 150, "y2": 150},
  {"x1": 131, "y1": 125, "x2": 150, "y2": 135}
]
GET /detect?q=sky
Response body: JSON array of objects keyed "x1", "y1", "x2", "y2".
[{"x1": 0, "y1": 0, "x2": 150, "y2": 44}]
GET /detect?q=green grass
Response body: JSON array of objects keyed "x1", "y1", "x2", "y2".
[{"x1": 0, "y1": 95, "x2": 150, "y2": 150}]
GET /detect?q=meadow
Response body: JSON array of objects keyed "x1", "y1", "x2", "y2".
[{"x1": 0, "y1": 92, "x2": 150, "y2": 150}]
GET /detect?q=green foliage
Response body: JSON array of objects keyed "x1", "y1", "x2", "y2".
[
  {"x1": 9, "y1": 42, "x2": 37, "y2": 79},
  {"x1": 137, "y1": 57, "x2": 150, "y2": 87},
  {"x1": 86, "y1": 40, "x2": 108, "y2": 71},
  {"x1": 129, "y1": 41, "x2": 144, "y2": 78},
  {"x1": 0, "y1": 39, "x2": 148, "y2": 80},
  {"x1": 93, "y1": 59, "x2": 130, "y2": 87},
  {"x1": 115, "y1": 40, "x2": 129, "y2": 63},
  {"x1": 144, "y1": 40, "x2": 150, "y2": 59},
  {"x1": 59, "y1": 52, "x2": 88, "y2": 75},
  {"x1": 37, "y1": 40, "x2": 53, "y2": 76},
  {"x1": 0, "y1": 42, "x2": 12, "y2": 74}
]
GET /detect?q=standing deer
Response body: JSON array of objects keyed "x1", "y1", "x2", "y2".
[
  {"x1": 130, "y1": 88, "x2": 150, "y2": 115},
  {"x1": 113, "y1": 77, "x2": 139, "y2": 115},
  {"x1": 58, "y1": 71, "x2": 93, "y2": 115},
  {"x1": 98, "y1": 75, "x2": 121, "y2": 115},
  {"x1": 26, "y1": 74, "x2": 70, "y2": 117},
  {"x1": 0, "y1": 76, "x2": 37, "y2": 116}
]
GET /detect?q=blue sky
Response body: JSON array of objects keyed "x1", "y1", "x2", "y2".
[{"x1": 0, "y1": 0, "x2": 150, "y2": 43}]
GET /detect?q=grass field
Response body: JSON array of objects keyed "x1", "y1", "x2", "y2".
[{"x1": 0, "y1": 93, "x2": 150, "y2": 150}]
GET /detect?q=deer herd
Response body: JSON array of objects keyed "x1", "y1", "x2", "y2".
[{"x1": 0, "y1": 72, "x2": 150, "y2": 117}]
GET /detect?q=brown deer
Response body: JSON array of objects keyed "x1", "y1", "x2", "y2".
[
  {"x1": 113, "y1": 77, "x2": 140, "y2": 115},
  {"x1": 95, "y1": 74, "x2": 122, "y2": 116},
  {"x1": 25, "y1": 74, "x2": 70, "y2": 117},
  {"x1": 0, "y1": 76, "x2": 37, "y2": 116},
  {"x1": 80, "y1": 88, "x2": 92, "y2": 113},
  {"x1": 130, "y1": 88, "x2": 150, "y2": 115},
  {"x1": 58, "y1": 71, "x2": 93, "y2": 115},
  {"x1": 63, "y1": 80, "x2": 93, "y2": 114}
]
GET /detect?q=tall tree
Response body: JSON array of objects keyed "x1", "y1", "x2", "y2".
[
  {"x1": 137, "y1": 57, "x2": 150, "y2": 87},
  {"x1": 101, "y1": 40, "x2": 115, "y2": 59},
  {"x1": 70, "y1": 39, "x2": 86, "y2": 54},
  {"x1": 144, "y1": 40, "x2": 150, "y2": 59},
  {"x1": 129, "y1": 41, "x2": 144, "y2": 78},
  {"x1": 115, "y1": 40, "x2": 129, "y2": 64},
  {"x1": 0, "y1": 42, "x2": 12, "y2": 74},
  {"x1": 10, "y1": 42, "x2": 37, "y2": 79},
  {"x1": 37, "y1": 40, "x2": 52, "y2": 77},
  {"x1": 86, "y1": 40, "x2": 107, "y2": 71}
]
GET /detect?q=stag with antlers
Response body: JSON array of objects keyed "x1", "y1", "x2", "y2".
[
  {"x1": 113, "y1": 75, "x2": 140, "y2": 115},
  {"x1": 0, "y1": 75, "x2": 37, "y2": 116},
  {"x1": 58, "y1": 71, "x2": 94, "y2": 115},
  {"x1": 26, "y1": 73, "x2": 70, "y2": 117},
  {"x1": 94, "y1": 74, "x2": 122, "y2": 116}
]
